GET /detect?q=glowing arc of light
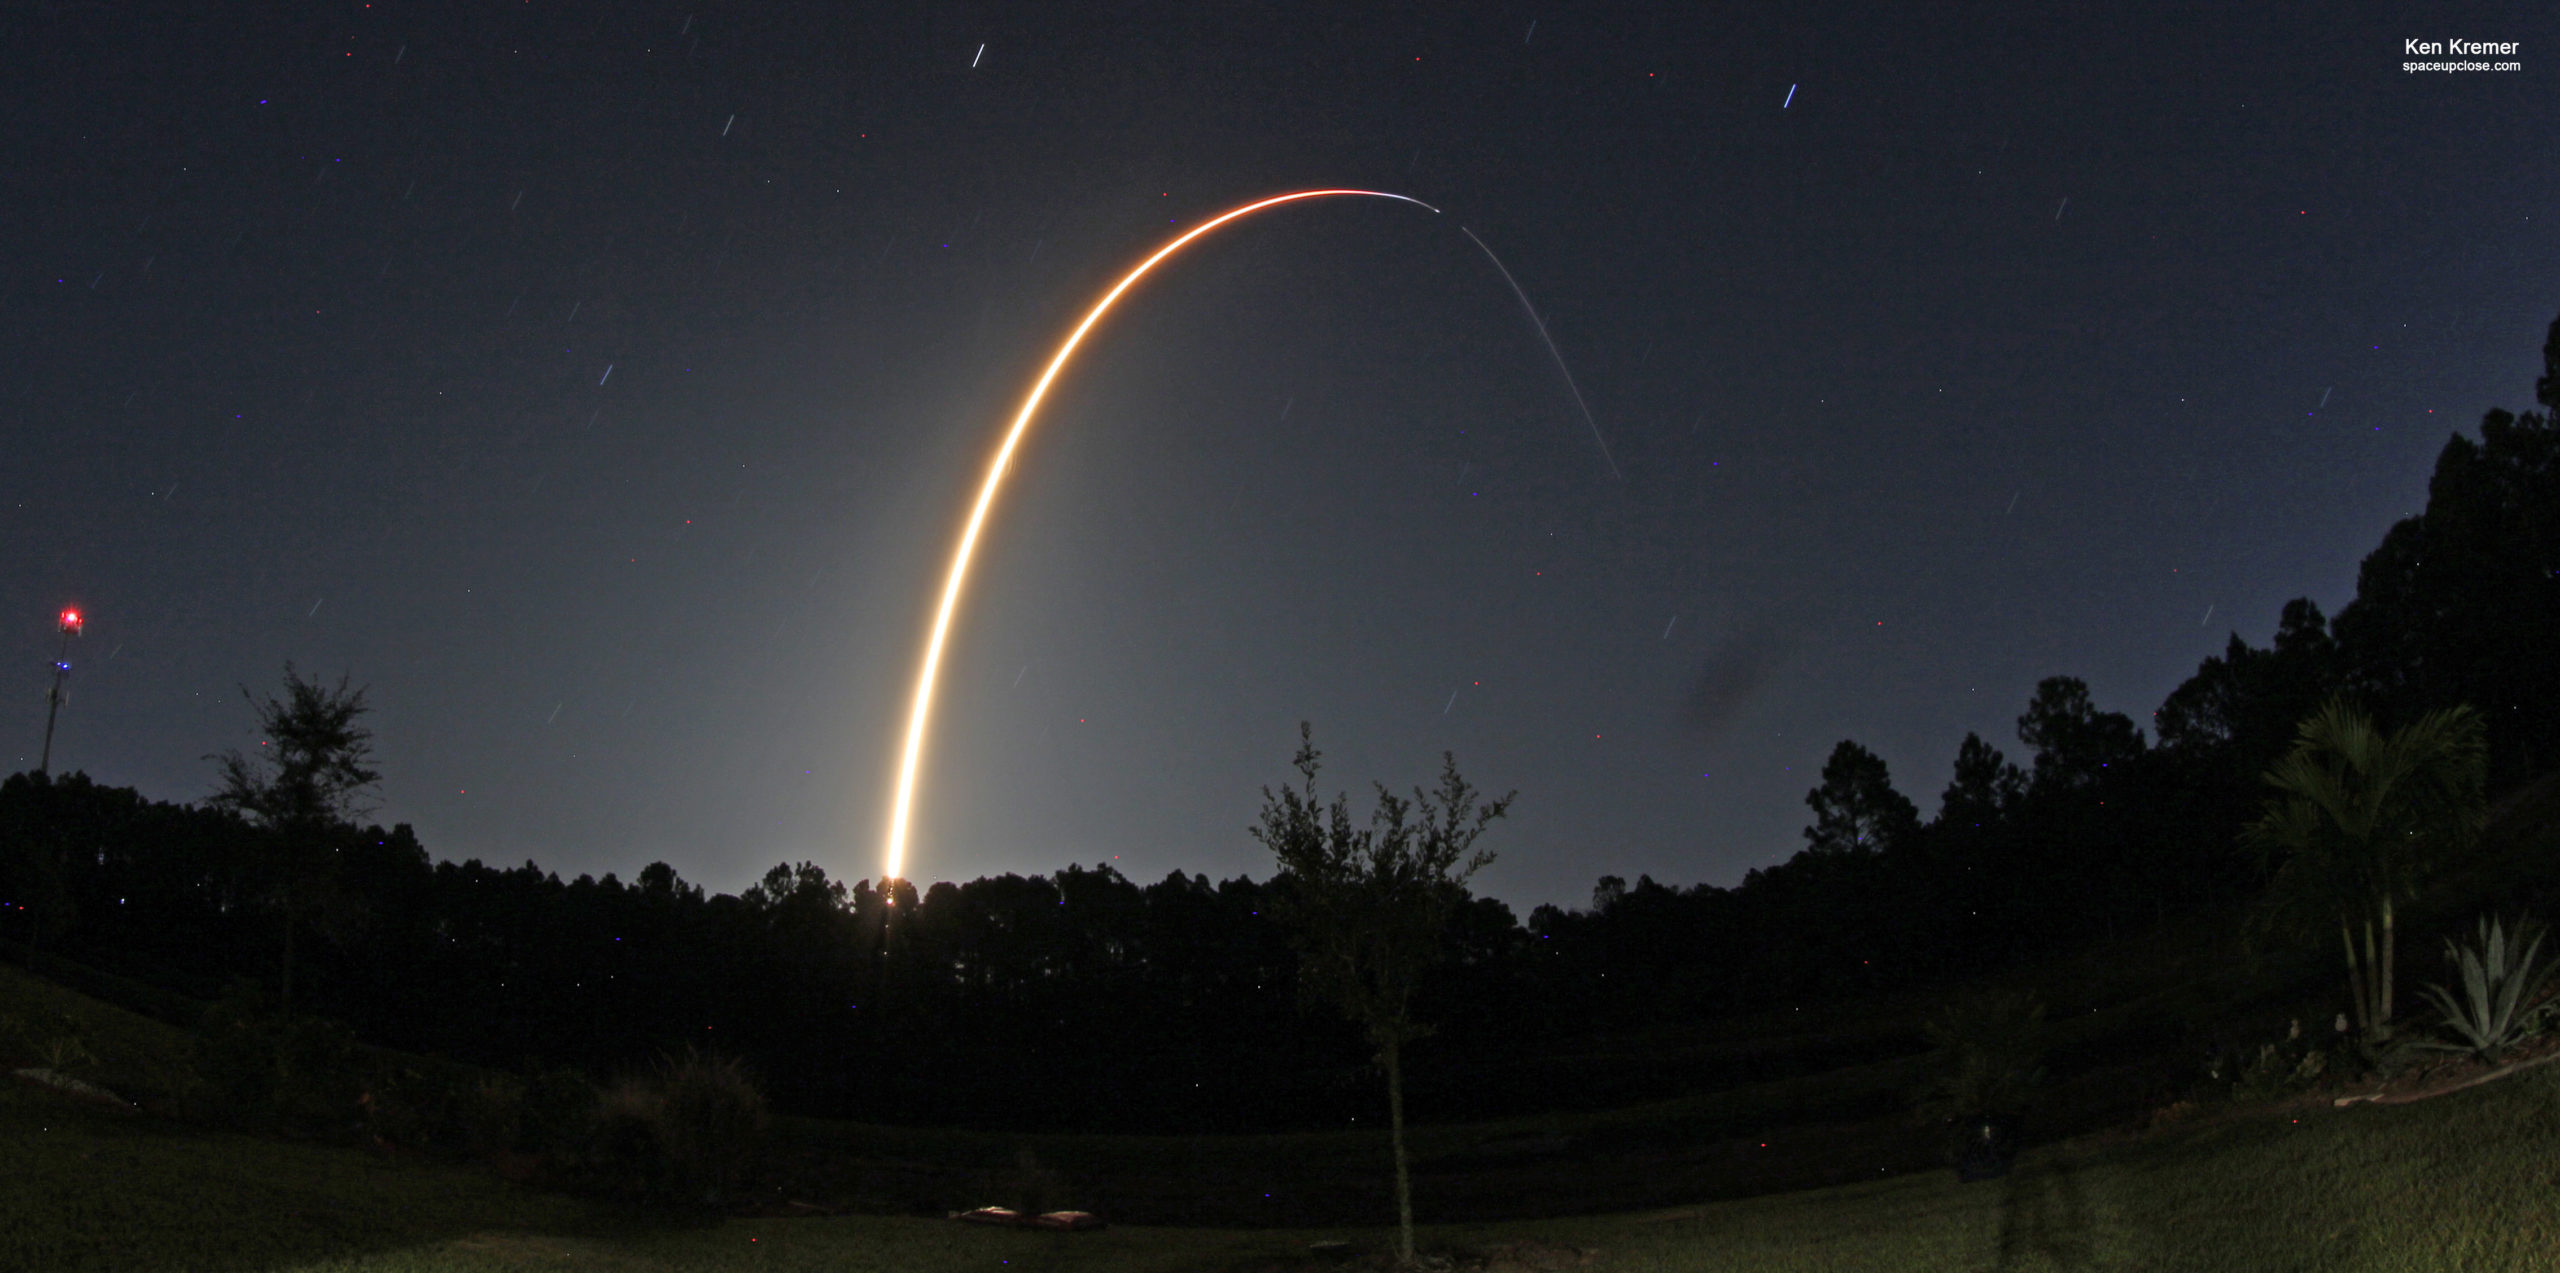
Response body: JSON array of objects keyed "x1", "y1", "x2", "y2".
[{"x1": 882, "y1": 188, "x2": 1440, "y2": 884}]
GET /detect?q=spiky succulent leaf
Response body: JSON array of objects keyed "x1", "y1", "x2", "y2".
[{"x1": 2418, "y1": 916, "x2": 2557, "y2": 1061}]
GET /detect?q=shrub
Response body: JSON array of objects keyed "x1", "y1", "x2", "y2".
[
  {"x1": 2417, "y1": 915, "x2": 2557, "y2": 1062},
  {"x1": 461, "y1": 1073, "x2": 529, "y2": 1158},
  {"x1": 0, "y1": 1008, "x2": 93, "y2": 1078},
  {"x1": 2238, "y1": 1034, "x2": 2325, "y2": 1100},
  {"x1": 186, "y1": 982, "x2": 371, "y2": 1135},
  {"x1": 575, "y1": 1051, "x2": 768, "y2": 1209},
  {"x1": 355, "y1": 1061, "x2": 480, "y2": 1151},
  {"x1": 585, "y1": 1074, "x2": 671, "y2": 1199},
  {"x1": 190, "y1": 986, "x2": 282, "y2": 1120},
  {"x1": 1912, "y1": 990, "x2": 2046, "y2": 1124},
  {"x1": 1912, "y1": 991, "x2": 2046, "y2": 1180},
  {"x1": 357, "y1": 1071, "x2": 425, "y2": 1147},
  {"x1": 650, "y1": 1051, "x2": 769, "y2": 1204},
  {"x1": 2204, "y1": 1018, "x2": 2329, "y2": 1101},
  {"x1": 520, "y1": 1068, "x2": 600, "y2": 1158},
  {"x1": 269, "y1": 1014, "x2": 366, "y2": 1133}
]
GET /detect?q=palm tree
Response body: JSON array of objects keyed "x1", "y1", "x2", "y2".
[{"x1": 2245, "y1": 698, "x2": 2487, "y2": 1044}]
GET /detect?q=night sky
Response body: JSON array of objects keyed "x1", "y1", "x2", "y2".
[{"x1": 7, "y1": 2, "x2": 2554, "y2": 908}]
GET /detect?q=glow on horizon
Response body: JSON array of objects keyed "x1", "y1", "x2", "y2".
[{"x1": 881, "y1": 188, "x2": 1441, "y2": 886}]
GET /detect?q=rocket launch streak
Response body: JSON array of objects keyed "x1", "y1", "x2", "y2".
[{"x1": 882, "y1": 189, "x2": 1439, "y2": 884}]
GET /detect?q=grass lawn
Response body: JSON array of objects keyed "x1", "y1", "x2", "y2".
[
  {"x1": 9, "y1": 953, "x2": 2560, "y2": 1270},
  {"x1": 762, "y1": 1046, "x2": 1942, "y2": 1227},
  {"x1": 9, "y1": 1044, "x2": 2557, "y2": 1272}
]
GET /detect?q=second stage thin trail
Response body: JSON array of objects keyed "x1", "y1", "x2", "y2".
[{"x1": 1459, "y1": 225, "x2": 1624, "y2": 481}]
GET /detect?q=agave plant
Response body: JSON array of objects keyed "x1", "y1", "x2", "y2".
[{"x1": 2415, "y1": 915, "x2": 2558, "y2": 1062}]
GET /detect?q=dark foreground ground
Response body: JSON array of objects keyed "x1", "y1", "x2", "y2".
[{"x1": 8, "y1": 955, "x2": 2560, "y2": 1272}]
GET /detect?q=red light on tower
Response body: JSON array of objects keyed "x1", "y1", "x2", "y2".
[{"x1": 40, "y1": 605, "x2": 84, "y2": 775}]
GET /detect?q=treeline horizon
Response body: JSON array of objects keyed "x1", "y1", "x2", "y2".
[{"x1": 6, "y1": 314, "x2": 2557, "y2": 1134}]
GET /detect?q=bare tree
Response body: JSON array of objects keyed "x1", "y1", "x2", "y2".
[{"x1": 1252, "y1": 723, "x2": 1511, "y2": 1267}]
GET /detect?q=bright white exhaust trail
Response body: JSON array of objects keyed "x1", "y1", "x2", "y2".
[{"x1": 881, "y1": 189, "x2": 1440, "y2": 884}]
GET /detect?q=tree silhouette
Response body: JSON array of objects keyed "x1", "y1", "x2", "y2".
[
  {"x1": 207, "y1": 665, "x2": 380, "y2": 1012},
  {"x1": 1804, "y1": 740, "x2": 1921, "y2": 856},
  {"x1": 0, "y1": 773, "x2": 85, "y2": 964},
  {"x1": 1252, "y1": 723, "x2": 1511, "y2": 1267},
  {"x1": 2246, "y1": 698, "x2": 2486, "y2": 1044},
  {"x1": 2157, "y1": 599, "x2": 2338, "y2": 775},
  {"x1": 2016, "y1": 677, "x2": 2145, "y2": 796},
  {"x1": 1935, "y1": 733, "x2": 2024, "y2": 831},
  {"x1": 2331, "y1": 377, "x2": 2560, "y2": 786}
]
